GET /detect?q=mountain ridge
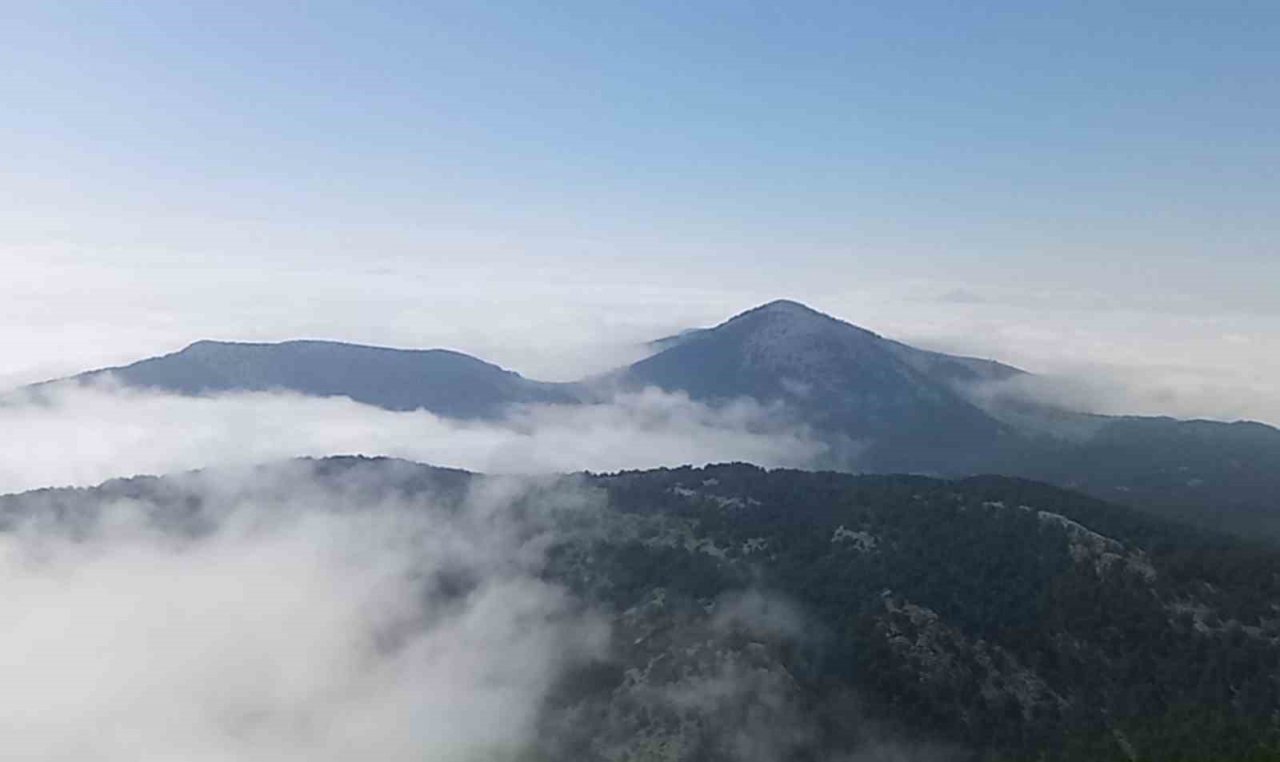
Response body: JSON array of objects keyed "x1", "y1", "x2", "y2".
[
  {"x1": 616, "y1": 298, "x2": 1022, "y2": 472},
  {"x1": 4, "y1": 455, "x2": 1277, "y2": 761},
  {"x1": 22, "y1": 299, "x2": 1280, "y2": 542},
  {"x1": 42, "y1": 337, "x2": 579, "y2": 418}
]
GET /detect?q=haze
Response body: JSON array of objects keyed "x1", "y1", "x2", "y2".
[{"x1": 2, "y1": 3, "x2": 1278, "y2": 424}]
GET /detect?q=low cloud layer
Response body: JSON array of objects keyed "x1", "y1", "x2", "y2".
[
  {"x1": 966, "y1": 365, "x2": 1280, "y2": 428},
  {"x1": 893, "y1": 300, "x2": 1280, "y2": 428},
  {"x1": 0, "y1": 464, "x2": 610, "y2": 761},
  {"x1": 6, "y1": 256, "x2": 1278, "y2": 429},
  {"x1": 0, "y1": 384, "x2": 823, "y2": 494}
]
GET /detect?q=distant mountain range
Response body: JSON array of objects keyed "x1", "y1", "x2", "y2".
[
  {"x1": 27, "y1": 299, "x2": 1280, "y2": 542},
  {"x1": 47, "y1": 339, "x2": 576, "y2": 419}
]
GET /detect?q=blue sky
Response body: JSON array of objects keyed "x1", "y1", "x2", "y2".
[
  {"x1": 4, "y1": 2, "x2": 1276, "y2": 264},
  {"x1": 2, "y1": 2, "x2": 1279, "y2": 419}
]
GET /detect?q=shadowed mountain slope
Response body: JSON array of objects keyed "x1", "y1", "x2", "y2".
[
  {"x1": 624, "y1": 301, "x2": 1280, "y2": 541},
  {"x1": 619, "y1": 299, "x2": 1024, "y2": 470},
  {"x1": 59, "y1": 339, "x2": 578, "y2": 418}
]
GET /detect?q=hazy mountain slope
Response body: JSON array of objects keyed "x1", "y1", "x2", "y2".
[
  {"x1": 53, "y1": 339, "x2": 579, "y2": 418},
  {"x1": 643, "y1": 301, "x2": 1025, "y2": 388},
  {"x1": 998, "y1": 417, "x2": 1280, "y2": 539},
  {"x1": 626, "y1": 301, "x2": 1280, "y2": 542},
  {"x1": 24, "y1": 299, "x2": 1280, "y2": 541},
  {"x1": 618, "y1": 300, "x2": 1020, "y2": 471},
  {"x1": 4, "y1": 457, "x2": 1278, "y2": 761}
]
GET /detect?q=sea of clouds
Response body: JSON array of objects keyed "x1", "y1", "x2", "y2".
[{"x1": 0, "y1": 382, "x2": 824, "y2": 495}]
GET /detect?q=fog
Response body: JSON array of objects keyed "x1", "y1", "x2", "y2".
[
  {"x1": 962, "y1": 363, "x2": 1280, "y2": 431},
  {"x1": 0, "y1": 255, "x2": 730, "y2": 388},
  {"x1": 4, "y1": 255, "x2": 1278, "y2": 429},
  {"x1": 0, "y1": 383, "x2": 823, "y2": 495},
  {"x1": 0, "y1": 464, "x2": 610, "y2": 761},
  {"x1": 0, "y1": 457, "x2": 963, "y2": 762},
  {"x1": 892, "y1": 296, "x2": 1280, "y2": 428}
]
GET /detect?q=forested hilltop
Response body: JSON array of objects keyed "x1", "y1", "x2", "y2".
[
  {"x1": 581, "y1": 463, "x2": 1280, "y2": 761},
  {"x1": 4, "y1": 457, "x2": 1279, "y2": 760}
]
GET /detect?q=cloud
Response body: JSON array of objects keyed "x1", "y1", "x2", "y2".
[
  {"x1": 965, "y1": 364, "x2": 1280, "y2": 428},
  {"x1": 540, "y1": 584, "x2": 957, "y2": 762},
  {"x1": 0, "y1": 461, "x2": 610, "y2": 761},
  {"x1": 711, "y1": 589, "x2": 811, "y2": 642},
  {"x1": 4, "y1": 255, "x2": 1277, "y2": 428},
  {"x1": 0, "y1": 255, "x2": 746, "y2": 388},
  {"x1": 0, "y1": 427, "x2": 957, "y2": 761},
  {"x1": 931, "y1": 288, "x2": 988, "y2": 305},
  {"x1": 0, "y1": 383, "x2": 824, "y2": 494}
]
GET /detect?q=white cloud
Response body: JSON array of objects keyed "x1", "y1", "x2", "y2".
[
  {"x1": 878, "y1": 292, "x2": 1280, "y2": 427},
  {"x1": 0, "y1": 465, "x2": 609, "y2": 761},
  {"x1": 0, "y1": 384, "x2": 824, "y2": 494},
  {"x1": 3, "y1": 253, "x2": 1277, "y2": 427},
  {"x1": 966, "y1": 363, "x2": 1280, "y2": 427},
  {"x1": 0, "y1": 254, "x2": 740, "y2": 388}
]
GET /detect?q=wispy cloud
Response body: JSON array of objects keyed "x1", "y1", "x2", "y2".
[
  {"x1": 0, "y1": 462, "x2": 609, "y2": 761},
  {"x1": 0, "y1": 383, "x2": 824, "y2": 494}
]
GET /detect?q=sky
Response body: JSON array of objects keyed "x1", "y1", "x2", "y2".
[{"x1": 2, "y1": 1, "x2": 1278, "y2": 421}]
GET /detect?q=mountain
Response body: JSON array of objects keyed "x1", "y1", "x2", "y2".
[
  {"x1": 643, "y1": 299, "x2": 1024, "y2": 388},
  {"x1": 46, "y1": 339, "x2": 579, "y2": 418},
  {"x1": 5, "y1": 456, "x2": 1278, "y2": 760},
  {"x1": 622, "y1": 301, "x2": 1280, "y2": 543},
  {"x1": 618, "y1": 299, "x2": 1025, "y2": 471},
  {"x1": 996, "y1": 416, "x2": 1280, "y2": 539},
  {"x1": 26, "y1": 300, "x2": 1280, "y2": 542}
]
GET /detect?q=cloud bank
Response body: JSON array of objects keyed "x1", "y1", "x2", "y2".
[
  {"x1": 965, "y1": 365, "x2": 1280, "y2": 429},
  {"x1": 0, "y1": 384, "x2": 824, "y2": 494},
  {"x1": 0, "y1": 464, "x2": 609, "y2": 761}
]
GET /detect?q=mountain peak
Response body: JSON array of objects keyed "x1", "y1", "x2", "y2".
[
  {"x1": 754, "y1": 298, "x2": 822, "y2": 314},
  {"x1": 730, "y1": 299, "x2": 835, "y2": 323},
  {"x1": 716, "y1": 299, "x2": 880, "y2": 344}
]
